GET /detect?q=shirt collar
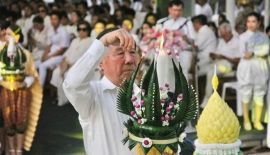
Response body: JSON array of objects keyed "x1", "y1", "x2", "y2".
[
  {"x1": 101, "y1": 76, "x2": 118, "y2": 91},
  {"x1": 101, "y1": 76, "x2": 141, "y2": 96}
]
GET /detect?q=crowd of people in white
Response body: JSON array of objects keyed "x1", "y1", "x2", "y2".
[{"x1": 1, "y1": 0, "x2": 270, "y2": 129}]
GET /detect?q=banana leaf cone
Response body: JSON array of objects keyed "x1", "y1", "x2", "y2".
[{"x1": 117, "y1": 58, "x2": 199, "y2": 154}]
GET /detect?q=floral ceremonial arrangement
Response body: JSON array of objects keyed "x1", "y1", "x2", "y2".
[
  {"x1": 117, "y1": 32, "x2": 198, "y2": 154},
  {"x1": 140, "y1": 28, "x2": 185, "y2": 58}
]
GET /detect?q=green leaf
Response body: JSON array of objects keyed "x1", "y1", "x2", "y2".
[{"x1": 141, "y1": 60, "x2": 154, "y2": 95}]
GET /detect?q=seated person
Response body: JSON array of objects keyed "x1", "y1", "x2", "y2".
[
  {"x1": 50, "y1": 21, "x2": 96, "y2": 106},
  {"x1": 202, "y1": 22, "x2": 241, "y2": 107},
  {"x1": 29, "y1": 15, "x2": 49, "y2": 67},
  {"x1": 38, "y1": 11, "x2": 70, "y2": 87}
]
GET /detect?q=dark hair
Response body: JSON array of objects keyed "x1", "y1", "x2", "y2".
[
  {"x1": 207, "y1": 21, "x2": 218, "y2": 38},
  {"x1": 101, "y1": 3, "x2": 111, "y2": 13},
  {"x1": 96, "y1": 27, "x2": 119, "y2": 40},
  {"x1": 0, "y1": 20, "x2": 10, "y2": 30},
  {"x1": 60, "y1": 11, "x2": 68, "y2": 19},
  {"x1": 144, "y1": 13, "x2": 157, "y2": 24},
  {"x1": 169, "y1": 0, "x2": 184, "y2": 8},
  {"x1": 247, "y1": 12, "x2": 261, "y2": 22},
  {"x1": 33, "y1": 15, "x2": 44, "y2": 24},
  {"x1": 266, "y1": 25, "x2": 270, "y2": 33},
  {"x1": 77, "y1": 20, "x2": 92, "y2": 36},
  {"x1": 77, "y1": 1, "x2": 88, "y2": 9},
  {"x1": 50, "y1": 11, "x2": 62, "y2": 19},
  {"x1": 37, "y1": 4, "x2": 47, "y2": 12},
  {"x1": 191, "y1": 14, "x2": 207, "y2": 25}
]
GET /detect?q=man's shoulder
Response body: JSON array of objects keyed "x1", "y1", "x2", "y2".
[{"x1": 156, "y1": 17, "x2": 169, "y2": 24}]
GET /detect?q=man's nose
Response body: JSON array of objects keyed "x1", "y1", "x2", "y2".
[{"x1": 124, "y1": 52, "x2": 135, "y2": 64}]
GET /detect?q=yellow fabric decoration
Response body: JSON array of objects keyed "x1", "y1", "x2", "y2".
[{"x1": 22, "y1": 49, "x2": 43, "y2": 151}]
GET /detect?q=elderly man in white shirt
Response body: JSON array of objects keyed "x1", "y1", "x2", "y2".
[
  {"x1": 38, "y1": 11, "x2": 70, "y2": 87},
  {"x1": 156, "y1": 0, "x2": 195, "y2": 79},
  {"x1": 202, "y1": 22, "x2": 241, "y2": 107},
  {"x1": 63, "y1": 28, "x2": 138, "y2": 155}
]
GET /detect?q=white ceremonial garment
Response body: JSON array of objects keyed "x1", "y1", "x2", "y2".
[
  {"x1": 237, "y1": 31, "x2": 269, "y2": 103},
  {"x1": 194, "y1": 25, "x2": 217, "y2": 76},
  {"x1": 195, "y1": 3, "x2": 213, "y2": 21},
  {"x1": 50, "y1": 37, "x2": 95, "y2": 106},
  {"x1": 63, "y1": 39, "x2": 136, "y2": 155}
]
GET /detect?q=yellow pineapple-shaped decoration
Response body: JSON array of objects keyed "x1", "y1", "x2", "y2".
[{"x1": 196, "y1": 69, "x2": 240, "y2": 144}]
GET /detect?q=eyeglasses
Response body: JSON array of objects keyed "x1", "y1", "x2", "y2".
[{"x1": 77, "y1": 27, "x2": 88, "y2": 32}]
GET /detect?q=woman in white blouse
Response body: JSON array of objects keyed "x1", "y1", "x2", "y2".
[{"x1": 51, "y1": 21, "x2": 93, "y2": 106}]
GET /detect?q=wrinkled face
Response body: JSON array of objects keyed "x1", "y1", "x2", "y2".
[
  {"x1": 246, "y1": 16, "x2": 260, "y2": 32},
  {"x1": 122, "y1": 20, "x2": 133, "y2": 31},
  {"x1": 101, "y1": 45, "x2": 137, "y2": 86},
  {"x1": 168, "y1": 5, "x2": 183, "y2": 20},
  {"x1": 77, "y1": 24, "x2": 88, "y2": 38},
  {"x1": 51, "y1": 15, "x2": 60, "y2": 28},
  {"x1": 94, "y1": 22, "x2": 105, "y2": 35},
  {"x1": 219, "y1": 28, "x2": 232, "y2": 41}
]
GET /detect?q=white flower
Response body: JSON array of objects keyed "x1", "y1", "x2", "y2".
[
  {"x1": 160, "y1": 91, "x2": 168, "y2": 100},
  {"x1": 142, "y1": 138, "x2": 152, "y2": 148},
  {"x1": 141, "y1": 118, "x2": 147, "y2": 124},
  {"x1": 162, "y1": 120, "x2": 169, "y2": 126},
  {"x1": 178, "y1": 132, "x2": 187, "y2": 143}
]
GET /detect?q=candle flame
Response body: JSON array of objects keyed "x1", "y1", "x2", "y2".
[{"x1": 159, "y1": 33, "x2": 165, "y2": 55}]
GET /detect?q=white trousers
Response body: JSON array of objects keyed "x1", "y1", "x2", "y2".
[
  {"x1": 38, "y1": 56, "x2": 64, "y2": 87},
  {"x1": 237, "y1": 58, "x2": 269, "y2": 104}
]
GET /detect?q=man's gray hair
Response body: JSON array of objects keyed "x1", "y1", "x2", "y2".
[{"x1": 219, "y1": 22, "x2": 232, "y2": 32}]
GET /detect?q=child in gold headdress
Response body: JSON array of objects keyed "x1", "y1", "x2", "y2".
[{"x1": 0, "y1": 26, "x2": 42, "y2": 155}]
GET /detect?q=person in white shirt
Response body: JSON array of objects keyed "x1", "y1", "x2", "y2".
[
  {"x1": 37, "y1": 4, "x2": 51, "y2": 29},
  {"x1": 237, "y1": 12, "x2": 269, "y2": 131},
  {"x1": 16, "y1": 4, "x2": 34, "y2": 47},
  {"x1": 156, "y1": 0, "x2": 195, "y2": 79},
  {"x1": 191, "y1": 14, "x2": 217, "y2": 76},
  {"x1": 202, "y1": 22, "x2": 241, "y2": 107},
  {"x1": 38, "y1": 11, "x2": 70, "y2": 87},
  {"x1": 51, "y1": 21, "x2": 94, "y2": 107},
  {"x1": 29, "y1": 15, "x2": 49, "y2": 67},
  {"x1": 195, "y1": 0, "x2": 213, "y2": 21},
  {"x1": 63, "y1": 28, "x2": 137, "y2": 155}
]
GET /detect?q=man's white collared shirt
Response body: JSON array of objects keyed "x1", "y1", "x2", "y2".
[{"x1": 63, "y1": 39, "x2": 136, "y2": 155}]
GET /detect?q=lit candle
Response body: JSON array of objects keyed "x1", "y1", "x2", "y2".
[{"x1": 156, "y1": 33, "x2": 175, "y2": 92}]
